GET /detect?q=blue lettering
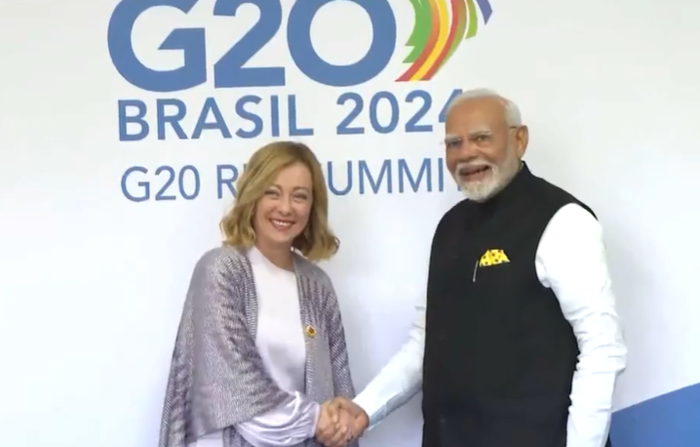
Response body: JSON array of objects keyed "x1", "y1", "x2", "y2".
[
  {"x1": 117, "y1": 90, "x2": 462, "y2": 141},
  {"x1": 270, "y1": 95, "x2": 281, "y2": 137},
  {"x1": 439, "y1": 89, "x2": 463, "y2": 123},
  {"x1": 358, "y1": 160, "x2": 392, "y2": 194},
  {"x1": 212, "y1": 0, "x2": 285, "y2": 88},
  {"x1": 118, "y1": 100, "x2": 149, "y2": 141},
  {"x1": 398, "y1": 158, "x2": 432, "y2": 193},
  {"x1": 336, "y1": 92, "x2": 364, "y2": 135},
  {"x1": 121, "y1": 166, "x2": 150, "y2": 202},
  {"x1": 288, "y1": 95, "x2": 313, "y2": 136},
  {"x1": 192, "y1": 97, "x2": 232, "y2": 139},
  {"x1": 369, "y1": 91, "x2": 399, "y2": 134},
  {"x1": 178, "y1": 165, "x2": 201, "y2": 199},
  {"x1": 157, "y1": 99, "x2": 187, "y2": 140},
  {"x1": 108, "y1": 0, "x2": 399, "y2": 91},
  {"x1": 235, "y1": 95, "x2": 264, "y2": 138},
  {"x1": 437, "y1": 157, "x2": 446, "y2": 191},
  {"x1": 287, "y1": 0, "x2": 396, "y2": 87},
  {"x1": 107, "y1": 0, "x2": 207, "y2": 92},
  {"x1": 217, "y1": 164, "x2": 239, "y2": 198},
  {"x1": 115, "y1": 95, "x2": 318, "y2": 141},
  {"x1": 154, "y1": 165, "x2": 177, "y2": 200},
  {"x1": 120, "y1": 158, "x2": 454, "y2": 203},
  {"x1": 332, "y1": 90, "x2": 465, "y2": 136},
  {"x1": 405, "y1": 90, "x2": 433, "y2": 132},
  {"x1": 121, "y1": 165, "x2": 202, "y2": 201},
  {"x1": 326, "y1": 161, "x2": 353, "y2": 195}
]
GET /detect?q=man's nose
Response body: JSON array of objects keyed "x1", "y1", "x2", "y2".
[{"x1": 457, "y1": 140, "x2": 480, "y2": 158}]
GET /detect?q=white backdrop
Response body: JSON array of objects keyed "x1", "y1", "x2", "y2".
[{"x1": 1, "y1": 0, "x2": 699, "y2": 446}]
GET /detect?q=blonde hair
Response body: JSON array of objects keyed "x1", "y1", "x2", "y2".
[{"x1": 220, "y1": 141, "x2": 339, "y2": 262}]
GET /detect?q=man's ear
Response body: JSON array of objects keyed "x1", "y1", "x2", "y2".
[{"x1": 515, "y1": 125, "x2": 529, "y2": 158}]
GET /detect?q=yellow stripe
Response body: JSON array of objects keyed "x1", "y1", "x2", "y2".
[{"x1": 411, "y1": 0, "x2": 450, "y2": 81}]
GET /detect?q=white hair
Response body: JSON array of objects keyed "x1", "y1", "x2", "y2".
[{"x1": 445, "y1": 88, "x2": 522, "y2": 126}]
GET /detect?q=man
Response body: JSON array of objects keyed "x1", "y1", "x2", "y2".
[{"x1": 319, "y1": 88, "x2": 627, "y2": 447}]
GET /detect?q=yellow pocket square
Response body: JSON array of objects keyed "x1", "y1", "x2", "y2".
[{"x1": 479, "y1": 249, "x2": 510, "y2": 267}]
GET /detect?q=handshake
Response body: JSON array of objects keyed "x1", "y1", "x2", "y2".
[{"x1": 315, "y1": 397, "x2": 369, "y2": 447}]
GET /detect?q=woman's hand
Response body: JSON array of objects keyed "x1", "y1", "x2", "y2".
[{"x1": 316, "y1": 400, "x2": 355, "y2": 447}]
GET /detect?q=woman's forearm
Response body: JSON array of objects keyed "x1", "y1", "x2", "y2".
[{"x1": 234, "y1": 391, "x2": 321, "y2": 447}]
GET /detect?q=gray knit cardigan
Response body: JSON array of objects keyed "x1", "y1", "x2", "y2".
[{"x1": 158, "y1": 246, "x2": 358, "y2": 447}]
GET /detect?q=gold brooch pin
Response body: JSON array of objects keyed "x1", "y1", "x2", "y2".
[{"x1": 305, "y1": 324, "x2": 316, "y2": 338}]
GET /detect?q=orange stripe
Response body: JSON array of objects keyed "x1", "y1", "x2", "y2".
[
  {"x1": 396, "y1": 0, "x2": 440, "y2": 82},
  {"x1": 422, "y1": 0, "x2": 462, "y2": 79},
  {"x1": 411, "y1": 0, "x2": 450, "y2": 80}
]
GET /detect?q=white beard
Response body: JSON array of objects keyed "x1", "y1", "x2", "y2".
[
  {"x1": 458, "y1": 171, "x2": 501, "y2": 201},
  {"x1": 455, "y1": 149, "x2": 521, "y2": 202}
]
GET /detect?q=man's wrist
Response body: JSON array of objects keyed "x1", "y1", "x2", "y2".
[
  {"x1": 350, "y1": 397, "x2": 376, "y2": 429},
  {"x1": 350, "y1": 395, "x2": 369, "y2": 416}
]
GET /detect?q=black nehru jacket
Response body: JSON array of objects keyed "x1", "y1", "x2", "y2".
[{"x1": 421, "y1": 163, "x2": 611, "y2": 447}]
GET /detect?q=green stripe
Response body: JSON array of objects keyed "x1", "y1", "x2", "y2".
[
  {"x1": 465, "y1": 0, "x2": 478, "y2": 39},
  {"x1": 403, "y1": 0, "x2": 432, "y2": 63}
]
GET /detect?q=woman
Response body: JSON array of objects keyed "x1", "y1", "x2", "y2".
[{"x1": 158, "y1": 141, "x2": 359, "y2": 447}]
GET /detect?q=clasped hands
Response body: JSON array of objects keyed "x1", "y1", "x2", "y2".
[{"x1": 315, "y1": 397, "x2": 369, "y2": 447}]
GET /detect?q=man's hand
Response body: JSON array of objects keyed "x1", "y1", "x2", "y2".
[
  {"x1": 315, "y1": 398, "x2": 369, "y2": 447},
  {"x1": 316, "y1": 400, "x2": 352, "y2": 447},
  {"x1": 330, "y1": 397, "x2": 369, "y2": 436}
]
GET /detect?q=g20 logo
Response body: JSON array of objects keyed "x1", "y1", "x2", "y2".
[{"x1": 107, "y1": 0, "x2": 493, "y2": 93}]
